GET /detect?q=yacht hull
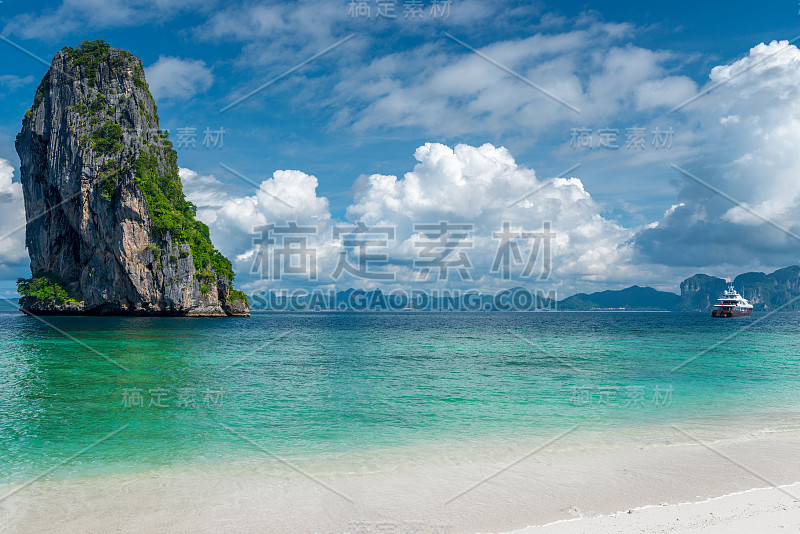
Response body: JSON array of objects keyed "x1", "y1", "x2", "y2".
[{"x1": 711, "y1": 308, "x2": 752, "y2": 318}]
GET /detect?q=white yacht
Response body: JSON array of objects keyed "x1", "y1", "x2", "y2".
[{"x1": 711, "y1": 285, "x2": 753, "y2": 317}]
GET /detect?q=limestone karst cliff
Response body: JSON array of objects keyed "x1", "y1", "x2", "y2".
[{"x1": 15, "y1": 40, "x2": 249, "y2": 316}]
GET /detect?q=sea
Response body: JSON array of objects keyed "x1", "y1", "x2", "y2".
[{"x1": 2, "y1": 309, "x2": 800, "y2": 484}]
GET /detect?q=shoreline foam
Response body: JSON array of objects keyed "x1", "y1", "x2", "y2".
[{"x1": 514, "y1": 481, "x2": 800, "y2": 533}]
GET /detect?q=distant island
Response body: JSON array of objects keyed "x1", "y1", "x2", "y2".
[
  {"x1": 15, "y1": 40, "x2": 248, "y2": 316},
  {"x1": 546, "y1": 265, "x2": 800, "y2": 312},
  {"x1": 246, "y1": 265, "x2": 800, "y2": 312}
]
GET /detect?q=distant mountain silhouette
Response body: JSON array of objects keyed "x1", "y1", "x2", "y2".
[
  {"x1": 567, "y1": 265, "x2": 800, "y2": 311},
  {"x1": 559, "y1": 286, "x2": 681, "y2": 310},
  {"x1": 674, "y1": 266, "x2": 800, "y2": 311},
  {"x1": 732, "y1": 266, "x2": 800, "y2": 311},
  {"x1": 247, "y1": 265, "x2": 800, "y2": 312}
]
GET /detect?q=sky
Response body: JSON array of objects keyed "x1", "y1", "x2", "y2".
[{"x1": 1, "y1": 0, "x2": 799, "y2": 299}]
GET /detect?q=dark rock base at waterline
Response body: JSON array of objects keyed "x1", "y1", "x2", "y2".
[{"x1": 19, "y1": 297, "x2": 250, "y2": 317}]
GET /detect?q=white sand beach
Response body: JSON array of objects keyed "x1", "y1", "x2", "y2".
[
  {"x1": 2, "y1": 424, "x2": 800, "y2": 533},
  {"x1": 526, "y1": 484, "x2": 800, "y2": 533}
]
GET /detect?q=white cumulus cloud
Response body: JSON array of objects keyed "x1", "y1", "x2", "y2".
[
  {"x1": 145, "y1": 56, "x2": 213, "y2": 100},
  {"x1": 182, "y1": 143, "x2": 646, "y2": 295},
  {"x1": 634, "y1": 40, "x2": 800, "y2": 270},
  {"x1": 182, "y1": 167, "x2": 337, "y2": 287},
  {"x1": 0, "y1": 159, "x2": 28, "y2": 267}
]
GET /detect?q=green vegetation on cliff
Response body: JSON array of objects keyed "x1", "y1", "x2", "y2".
[
  {"x1": 62, "y1": 40, "x2": 111, "y2": 86},
  {"x1": 134, "y1": 143, "x2": 235, "y2": 286},
  {"x1": 92, "y1": 122, "x2": 123, "y2": 154},
  {"x1": 230, "y1": 289, "x2": 250, "y2": 305},
  {"x1": 16, "y1": 272, "x2": 80, "y2": 304},
  {"x1": 98, "y1": 161, "x2": 120, "y2": 201}
]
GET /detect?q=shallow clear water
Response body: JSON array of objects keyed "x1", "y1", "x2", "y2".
[{"x1": 1, "y1": 309, "x2": 800, "y2": 482}]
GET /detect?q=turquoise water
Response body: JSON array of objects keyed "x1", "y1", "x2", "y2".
[{"x1": 2, "y1": 309, "x2": 800, "y2": 482}]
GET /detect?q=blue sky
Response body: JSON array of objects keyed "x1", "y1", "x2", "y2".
[{"x1": 1, "y1": 0, "x2": 799, "y2": 297}]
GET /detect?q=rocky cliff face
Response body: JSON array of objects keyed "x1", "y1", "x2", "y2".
[
  {"x1": 16, "y1": 40, "x2": 248, "y2": 316},
  {"x1": 677, "y1": 274, "x2": 729, "y2": 311},
  {"x1": 733, "y1": 266, "x2": 800, "y2": 311}
]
